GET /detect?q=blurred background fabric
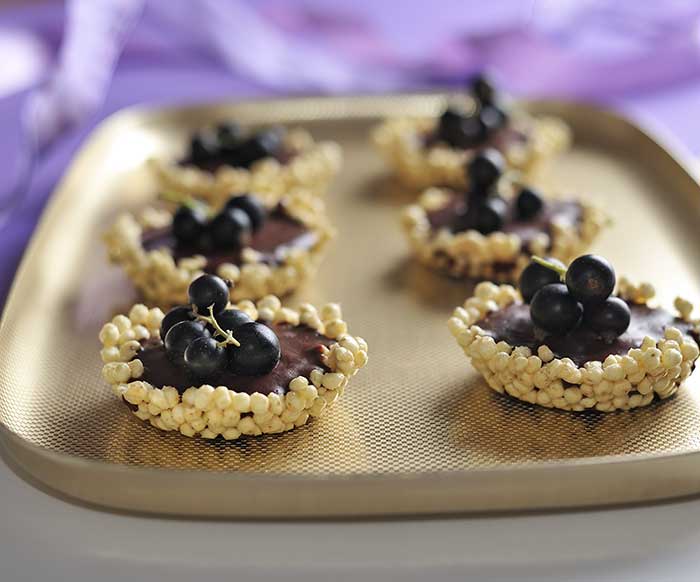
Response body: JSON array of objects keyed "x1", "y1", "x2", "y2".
[{"x1": 2, "y1": 0, "x2": 700, "y2": 304}]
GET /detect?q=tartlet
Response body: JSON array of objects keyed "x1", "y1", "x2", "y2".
[
  {"x1": 149, "y1": 123, "x2": 342, "y2": 205},
  {"x1": 372, "y1": 75, "x2": 570, "y2": 190},
  {"x1": 401, "y1": 151, "x2": 607, "y2": 282},
  {"x1": 100, "y1": 292, "x2": 368, "y2": 440},
  {"x1": 449, "y1": 257, "x2": 700, "y2": 412},
  {"x1": 103, "y1": 190, "x2": 334, "y2": 306}
]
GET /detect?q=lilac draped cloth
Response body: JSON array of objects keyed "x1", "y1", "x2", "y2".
[{"x1": 1, "y1": 0, "x2": 700, "y2": 306}]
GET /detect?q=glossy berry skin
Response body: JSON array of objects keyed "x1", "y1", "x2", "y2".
[
  {"x1": 216, "y1": 121, "x2": 242, "y2": 152},
  {"x1": 530, "y1": 283, "x2": 583, "y2": 335},
  {"x1": 188, "y1": 274, "x2": 230, "y2": 316},
  {"x1": 467, "y1": 149, "x2": 504, "y2": 189},
  {"x1": 184, "y1": 336, "x2": 228, "y2": 379},
  {"x1": 565, "y1": 255, "x2": 615, "y2": 305},
  {"x1": 172, "y1": 205, "x2": 207, "y2": 245},
  {"x1": 437, "y1": 108, "x2": 465, "y2": 147},
  {"x1": 231, "y1": 128, "x2": 284, "y2": 168},
  {"x1": 225, "y1": 194, "x2": 267, "y2": 232},
  {"x1": 583, "y1": 297, "x2": 631, "y2": 342},
  {"x1": 210, "y1": 207, "x2": 252, "y2": 250},
  {"x1": 470, "y1": 73, "x2": 495, "y2": 104},
  {"x1": 228, "y1": 322, "x2": 281, "y2": 376},
  {"x1": 516, "y1": 187, "x2": 544, "y2": 220},
  {"x1": 189, "y1": 131, "x2": 218, "y2": 162},
  {"x1": 475, "y1": 196, "x2": 508, "y2": 235},
  {"x1": 164, "y1": 320, "x2": 209, "y2": 366},
  {"x1": 161, "y1": 305, "x2": 195, "y2": 340},
  {"x1": 519, "y1": 258, "x2": 565, "y2": 303},
  {"x1": 437, "y1": 108, "x2": 484, "y2": 148},
  {"x1": 479, "y1": 104, "x2": 507, "y2": 131},
  {"x1": 214, "y1": 309, "x2": 252, "y2": 336}
]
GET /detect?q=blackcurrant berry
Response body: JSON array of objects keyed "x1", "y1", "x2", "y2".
[
  {"x1": 189, "y1": 131, "x2": 218, "y2": 161},
  {"x1": 229, "y1": 128, "x2": 284, "y2": 168},
  {"x1": 469, "y1": 73, "x2": 495, "y2": 104},
  {"x1": 184, "y1": 336, "x2": 227, "y2": 379},
  {"x1": 479, "y1": 104, "x2": 507, "y2": 131},
  {"x1": 210, "y1": 207, "x2": 252, "y2": 250},
  {"x1": 229, "y1": 322, "x2": 281, "y2": 376},
  {"x1": 583, "y1": 297, "x2": 631, "y2": 341},
  {"x1": 467, "y1": 149, "x2": 504, "y2": 189},
  {"x1": 214, "y1": 309, "x2": 252, "y2": 336},
  {"x1": 516, "y1": 187, "x2": 544, "y2": 220},
  {"x1": 437, "y1": 108, "x2": 484, "y2": 148},
  {"x1": 161, "y1": 305, "x2": 195, "y2": 340},
  {"x1": 225, "y1": 194, "x2": 267, "y2": 232},
  {"x1": 475, "y1": 196, "x2": 508, "y2": 234},
  {"x1": 565, "y1": 255, "x2": 615, "y2": 305},
  {"x1": 519, "y1": 257, "x2": 565, "y2": 303},
  {"x1": 530, "y1": 283, "x2": 583, "y2": 335},
  {"x1": 461, "y1": 114, "x2": 488, "y2": 144},
  {"x1": 164, "y1": 320, "x2": 209, "y2": 366},
  {"x1": 172, "y1": 205, "x2": 207, "y2": 245},
  {"x1": 188, "y1": 274, "x2": 230, "y2": 316},
  {"x1": 216, "y1": 121, "x2": 242, "y2": 152},
  {"x1": 465, "y1": 184, "x2": 488, "y2": 204},
  {"x1": 437, "y1": 108, "x2": 463, "y2": 145},
  {"x1": 194, "y1": 230, "x2": 215, "y2": 254}
]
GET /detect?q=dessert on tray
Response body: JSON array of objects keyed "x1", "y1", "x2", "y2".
[
  {"x1": 103, "y1": 190, "x2": 333, "y2": 305},
  {"x1": 372, "y1": 74, "x2": 570, "y2": 190},
  {"x1": 448, "y1": 255, "x2": 700, "y2": 412},
  {"x1": 401, "y1": 149, "x2": 607, "y2": 282},
  {"x1": 150, "y1": 121, "x2": 342, "y2": 204},
  {"x1": 100, "y1": 275, "x2": 368, "y2": 439}
]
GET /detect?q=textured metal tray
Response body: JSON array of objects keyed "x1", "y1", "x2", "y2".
[{"x1": 2, "y1": 94, "x2": 700, "y2": 518}]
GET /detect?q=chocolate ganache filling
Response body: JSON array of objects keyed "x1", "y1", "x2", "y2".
[
  {"x1": 477, "y1": 301, "x2": 697, "y2": 367},
  {"x1": 427, "y1": 191, "x2": 582, "y2": 251},
  {"x1": 141, "y1": 207, "x2": 318, "y2": 271},
  {"x1": 136, "y1": 322, "x2": 334, "y2": 395}
]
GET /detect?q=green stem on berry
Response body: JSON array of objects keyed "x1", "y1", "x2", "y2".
[
  {"x1": 532, "y1": 255, "x2": 567, "y2": 280},
  {"x1": 195, "y1": 305, "x2": 241, "y2": 348}
]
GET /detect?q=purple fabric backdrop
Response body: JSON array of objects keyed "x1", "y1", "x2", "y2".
[{"x1": 1, "y1": 0, "x2": 700, "y2": 306}]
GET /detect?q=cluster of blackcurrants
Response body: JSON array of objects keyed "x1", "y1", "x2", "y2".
[
  {"x1": 519, "y1": 254, "x2": 631, "y2": 341},
  {"x1": 172, "y1": 194, "x2": 266, "y2": 252},
  {"x1": 161, "y1": 274, "x2": 281, "y2": 379},
  {"x1": 457, "y1": 149, "x2": 544, "y2": 235},
  {"x1": 189, "y1": 121, "x2": 285, "y2": 169},
  {"x1": 437, "y1": 74, "x2": 509, "y2": 149}
]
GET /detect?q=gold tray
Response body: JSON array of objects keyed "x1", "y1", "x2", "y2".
[{"x1": 2, "y1": 94, "x2": 700, "y2": 518}]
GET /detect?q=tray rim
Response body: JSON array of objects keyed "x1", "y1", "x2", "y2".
[{"x1": 3, "y1": 92, "x2": 700, "y2": 517}]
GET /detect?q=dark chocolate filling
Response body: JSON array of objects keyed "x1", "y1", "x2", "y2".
[
  {"x1": 141, "y1": 209, "x2": 318, "y2": 271},
  {"x1": 477, "y1": 301, "x2": 696, "y2": 367},
  {"x1": 136, "y1": 323, "x2": 334, "y2": 395},
  {"x1": 426, "y1": 191, "x2": 582, "y2": 252}
]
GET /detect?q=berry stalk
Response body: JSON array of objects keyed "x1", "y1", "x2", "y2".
[
  {"x1": 195, "y1": 305, "x2": 241, "y2": 348},
  {"x1": 532, "y1": 255, "x2": 567, "y2": 279}
]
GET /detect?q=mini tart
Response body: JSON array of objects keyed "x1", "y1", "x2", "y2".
[
  {"x1": 103, "y1": 190, "x2": 334, "y2": 306},
  {"x1": 448, "y1": 281, "x2": 700, "y2": 413},
  {"x1": 100, "y1": 297, "x2": 368, "y2": 440},
  {"x1": 371, "y1": 110, "x2": 570, "y2": 190},
  {"x1": 149, "y1": 128, "x2": 342, "y2": 205},
  {"x1": 401, "y1": 187, "x2": 607, "y2": 282}
]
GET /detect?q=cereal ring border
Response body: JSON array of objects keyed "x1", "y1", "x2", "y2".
[
  {"x1": 448, "y1": 281, "x2": 700, "y2": 412},
  {"x1": 100, "y1": 297, "x2": 368, "y2": 440}
]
